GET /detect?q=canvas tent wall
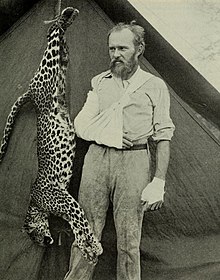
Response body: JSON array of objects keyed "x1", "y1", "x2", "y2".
[
  {"x1": 0, "y1": 0, "x2": 220, "y2": 279},
  {"x1": 0, "y1": 0, "x2": 39, "y2": 35}
]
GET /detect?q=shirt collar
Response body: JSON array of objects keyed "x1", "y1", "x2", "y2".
[
  {"x1": 124, "y1": 65, "x2": 141, "y2": 85},
  {"x1": 108, "y1": 65, "x2": 141, "y2": 90},
  {"x1": 104, "y1": 66, "x2": 153, "y2": 94}
]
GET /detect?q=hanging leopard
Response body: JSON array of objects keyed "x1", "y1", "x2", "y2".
[{"x1": 0, "y1": 7, "x2": 102, "y2": 264}]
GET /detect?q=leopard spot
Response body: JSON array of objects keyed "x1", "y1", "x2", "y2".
[
  {"x1": 47, "y1": 52, "x2": 52, "y2": 60},
  {"x1": 47, "y1": 61, "x2": 52, "y2": 68},
  {"x1": 42, "y1": 59, "x2": 46, "y2": 67}
]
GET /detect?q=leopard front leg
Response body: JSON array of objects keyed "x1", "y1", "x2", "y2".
[
  {"x1": 22, "y1": 201, "x2": 53, "y2": 246},
  {"x1": 65, "y1": 203, "x2": 103, "y2": 264}
]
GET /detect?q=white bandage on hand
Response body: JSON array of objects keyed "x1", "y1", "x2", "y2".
[{"x1": 141, "y1": 177, "x2": 165, "y2": 209}]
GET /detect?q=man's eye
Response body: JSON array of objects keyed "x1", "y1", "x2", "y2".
[{"x1": 119, "y1": 47, "x2": 126, "y2": 51}]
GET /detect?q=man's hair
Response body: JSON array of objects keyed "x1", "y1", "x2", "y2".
[{"x1": 107, "y1": 21, "x2": 145, "y2": 54}]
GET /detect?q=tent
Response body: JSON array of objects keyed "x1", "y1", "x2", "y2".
[{"x1": 0, "y1": 0, "x2": 220, "y2": 279}]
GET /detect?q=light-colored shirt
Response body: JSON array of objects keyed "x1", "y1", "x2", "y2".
[{"x1": 74, "y1": 66, "x2": 175, "y2": 148}]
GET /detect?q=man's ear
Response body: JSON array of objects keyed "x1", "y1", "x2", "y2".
[{"x1": 138, "y1": 43, "x2": 145, "y2": 56}]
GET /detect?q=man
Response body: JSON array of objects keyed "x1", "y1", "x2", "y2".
[{"x1": 64, "y1": 21, "x2": 175, "y2": 280}]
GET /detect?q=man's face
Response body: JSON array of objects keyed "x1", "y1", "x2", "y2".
[{"x1": 108, "y1": 28, "x2": 141, "y2": 80}]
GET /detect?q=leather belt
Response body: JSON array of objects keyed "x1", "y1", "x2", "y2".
[
  {"x1": 122, "y1": 143, "x2": 148, "y2": 151},
  {"x1": 90, "y1": 142, "x2": 148, "y2": 151}
]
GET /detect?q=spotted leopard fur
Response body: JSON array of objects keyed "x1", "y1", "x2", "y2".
[{"x1": 0, "y1": 7, "x2": 102, "y2": 264}]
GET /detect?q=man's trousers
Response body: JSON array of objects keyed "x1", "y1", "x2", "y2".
[{"x1": 64, "y1": 143, "x2": 150, "y2": 280}]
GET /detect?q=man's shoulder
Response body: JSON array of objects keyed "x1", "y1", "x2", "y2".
[
  {"x1": 140, "y1": 69, "x2": 167, "y2": 89},
  {"x1": 141, "y1": 70, "x2": 167, "y2": 89}
]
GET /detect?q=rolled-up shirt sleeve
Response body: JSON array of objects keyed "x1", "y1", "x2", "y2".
[{"x1": 151, "y1": 79, "x2": 175, "y2": 141}]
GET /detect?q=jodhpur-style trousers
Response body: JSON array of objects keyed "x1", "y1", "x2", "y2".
[{"x1": 64, "y1": 143, "x2": 150, "y2": 280}]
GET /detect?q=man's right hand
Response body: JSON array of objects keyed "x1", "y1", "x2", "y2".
[{"x1": 122, "y1": 133, "x2": 133, "y2": 149}]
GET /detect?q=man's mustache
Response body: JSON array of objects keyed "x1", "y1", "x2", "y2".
[{"x1": 110, "y1": 59, "x2": 124, "y2": 66}]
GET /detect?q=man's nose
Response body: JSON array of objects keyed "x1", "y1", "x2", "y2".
[{"x1": 113, "y1": 49, "x2": 121, "y2": 58}]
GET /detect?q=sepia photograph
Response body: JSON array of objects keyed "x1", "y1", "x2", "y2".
[{"x1": 0, "y1": 0, "x2": 220, "y2": 279}]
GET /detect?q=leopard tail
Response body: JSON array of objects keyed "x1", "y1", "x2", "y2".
[{"x1": 0, "y1": 91, "x2": 31, "y2": 162}]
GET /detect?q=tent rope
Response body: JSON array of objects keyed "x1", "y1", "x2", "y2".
[
  {"x1": 56, "y1": 0, "x2": 62, "y2": 17},
  {"x1": 44, "y1": 0, "x2": 62, "y2": 24}
]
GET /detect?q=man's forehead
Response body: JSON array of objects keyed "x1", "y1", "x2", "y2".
[{"x1": 108, "y1": 28, "x2": 135, "y2": 45}]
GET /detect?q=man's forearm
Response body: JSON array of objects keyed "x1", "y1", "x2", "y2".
[{"x1": 154, "y1": 140, "x2": 170, "y2": 180}]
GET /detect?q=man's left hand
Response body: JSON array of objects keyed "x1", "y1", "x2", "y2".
[{"x1": 141, "y1": 177, "x2": 165, "y2": 211}]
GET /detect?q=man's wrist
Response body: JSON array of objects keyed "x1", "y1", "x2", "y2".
[{"x1": 153, "y1": 177, "x2": 165, "y2": 184}]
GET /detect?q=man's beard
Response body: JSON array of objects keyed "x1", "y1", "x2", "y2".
[{"x1": 110, "y1": 55, "x2": 137, "y2": 80}]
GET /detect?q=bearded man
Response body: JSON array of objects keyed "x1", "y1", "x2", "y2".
[{"x1": 64, "y1": 22, "x2": 175, "y2": 280}]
